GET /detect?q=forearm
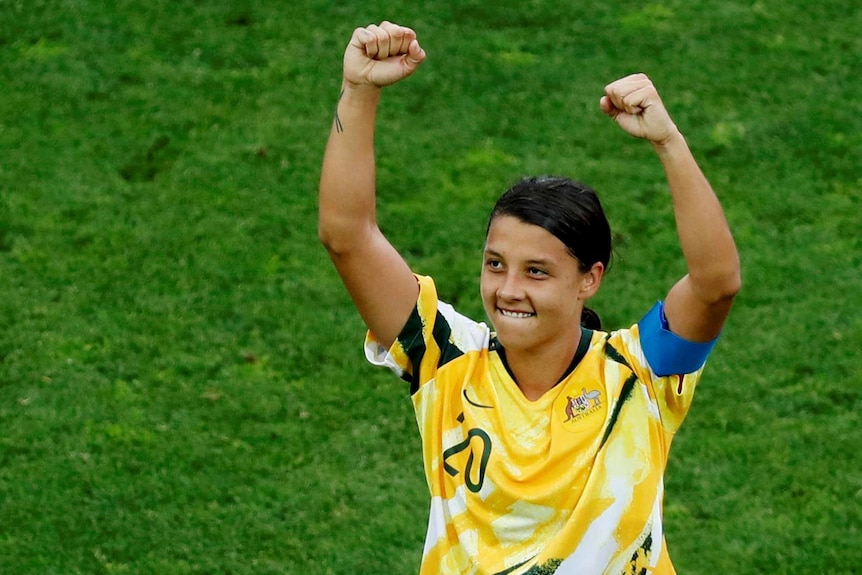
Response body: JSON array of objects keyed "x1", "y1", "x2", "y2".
[
  {"x1": 318, "y1": 83, "x2": 383, "y2": 255},
  {"x1": 654, "y1": 132, "x2": 741, "y2": 303}
]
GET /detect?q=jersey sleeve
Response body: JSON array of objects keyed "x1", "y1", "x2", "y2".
[
  {"x1": 610, "y1": 314, "x2": 711, "y2": 435},
  {"x1": 364, "y1": 275, "x2": 489, "y2": 393}
]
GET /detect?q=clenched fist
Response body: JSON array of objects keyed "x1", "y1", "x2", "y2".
[
  {"x1": 600, "y1": 74, "x2": 680, "y2": 146},
  {"x1": 343, "y1": 21, "x2": 426, "y2": 90}
]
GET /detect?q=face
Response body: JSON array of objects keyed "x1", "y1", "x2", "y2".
[{"x1": 481, "y1": 215, "x2": 603, "y2": 354}]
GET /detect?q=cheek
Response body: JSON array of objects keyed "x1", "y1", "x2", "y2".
[
  {"x1": 479, "y1": 273, "x2": 494, "y2": 302},
  {"x1": 530, "y1": 283, "x2": 568, "y2": 310},
  {"x1": 480, "y1": 272, "x2": 503, "y2": 311}
]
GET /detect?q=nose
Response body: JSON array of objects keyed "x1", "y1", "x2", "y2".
[{"x1": 497, "y1": 271, "x2": 525, "y2": 301}]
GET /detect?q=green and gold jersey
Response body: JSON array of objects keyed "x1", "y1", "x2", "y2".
[{"x1": 365, "y1": 275, "x2": 705, "y2": 575}]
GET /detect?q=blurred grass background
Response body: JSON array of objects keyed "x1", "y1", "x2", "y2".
[{"x1": 0, "y1": 1, "x2": 859, "y2": 573}]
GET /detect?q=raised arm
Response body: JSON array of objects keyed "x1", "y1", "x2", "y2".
[
  {"x1": 600, "y1": 74, "x2": 741, "y2": 342},
  {"x1": 318, "y1": 22, "x2": 426, "y2": 348}
]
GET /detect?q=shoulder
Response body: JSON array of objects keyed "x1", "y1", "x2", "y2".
[
  {"x1": 365, "y1": 274, "x2": 490, "y2": 383},
  {"x1": 598, "y1": 320, "x2": 705, "y2": 431},
  {"x1": 584, "y1": 302, "x2": 720, "y2": 378},
  {"x1": 412, "y1": 275, "x2": 490, "y2": 352}
]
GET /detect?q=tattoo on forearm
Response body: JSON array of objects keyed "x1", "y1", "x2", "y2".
[{"x1": 334, "y1": 89, "x2": 344, "y2": 133}]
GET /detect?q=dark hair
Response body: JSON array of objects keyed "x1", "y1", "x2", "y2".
[{"x1": 487, "y1": 176, "x2": 611, "y2": 330}]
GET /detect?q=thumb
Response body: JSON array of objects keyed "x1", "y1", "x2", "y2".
[
  {"x1": 599, "y1": 96, "x2": 617, "y2": 118},
  {"x1": 403, "y1": 39, "x2": 426, "y2": 73}
]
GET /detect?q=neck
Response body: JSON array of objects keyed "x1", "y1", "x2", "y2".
[{"x1": 503, "y1": 330, "x2": 583, "y2": 401}]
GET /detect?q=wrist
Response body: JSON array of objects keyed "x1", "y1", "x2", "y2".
[
  {"x1": 336, "y1": 80, "x2": 383, "y2": 117},
  {"x1": 341, "y1": 78, "x2": 383, "y2": 98},
  {"x1": 650, "y1": 128, "x2": 686, "y2": 156}
]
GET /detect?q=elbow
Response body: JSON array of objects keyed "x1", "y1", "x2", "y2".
[
  {"x1": 317, "y1": 220, "x2": 333, "y2": 250},
  {"x1": 690, "y1": 257, "x2": 741, "y2": 305},
  {"x1": 705, "y1": 266, "x2": 742, "y2": 304},
  {"x1": 723, "y1": 253, "x2": 743, "y2": 300},
  {"x1": 720, "y1": 269, "x2": 742, "y2": 302},
  {"x1": 318, "y1": 216, "x2": 373, "y2": 258},
  {"x1": 700, "y1": 244, "x2": 742, "y2": 303},
  {"x1": 318, "y1": 223, "x2": 347, "y2": 257}
]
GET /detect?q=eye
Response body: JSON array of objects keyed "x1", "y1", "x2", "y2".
[
  {"x1": 485, "y1": 258, "x2": 503, "y2": 271},
  {"x1": 527, "y1": 267, "x2": 548, "y2": 278}
]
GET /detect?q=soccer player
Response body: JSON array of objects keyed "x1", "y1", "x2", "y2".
[{"x1": 318, "y1": 21, "x2": 740, "y2": 575}]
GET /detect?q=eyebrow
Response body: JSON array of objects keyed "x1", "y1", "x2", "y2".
[{"x1": 483, "y1": 249, "x2": 555, "y2": 267}]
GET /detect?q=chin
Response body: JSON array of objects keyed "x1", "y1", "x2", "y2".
[{"x1": 492, "y1": 328, "x2": 534, "y2": 352}]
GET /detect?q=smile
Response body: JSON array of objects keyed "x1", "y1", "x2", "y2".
[{"x1": 498, "y1": 309, "x2": 535, "y2": 318}]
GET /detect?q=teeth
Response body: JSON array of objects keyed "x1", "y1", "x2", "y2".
[{"x1": 500, "y1": 309, "x2": 534, "y2": 318}]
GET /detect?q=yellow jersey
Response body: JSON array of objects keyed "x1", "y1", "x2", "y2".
[{"x1": 366, "y1": 275, "x2": 706, "y2": 575}]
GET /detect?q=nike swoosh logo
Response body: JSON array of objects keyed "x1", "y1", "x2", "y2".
[{"x1": 463, "y1": 389, "x2": 494, "y2": 409}]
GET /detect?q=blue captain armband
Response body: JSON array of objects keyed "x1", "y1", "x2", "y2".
[{"x1": 639, "y1": 301, "x2": 719, "y2": 377}]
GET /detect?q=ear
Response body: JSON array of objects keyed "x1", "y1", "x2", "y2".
[{"x1": 578, "y1": 262, "x2": 605, "y2": 300}]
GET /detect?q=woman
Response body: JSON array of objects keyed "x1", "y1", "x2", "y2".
[{"x1": 318, "y1": 21, "x2": 740, "y2": 575}]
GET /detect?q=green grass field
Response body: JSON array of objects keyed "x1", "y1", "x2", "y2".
[{"x1": 1, "y1": 1, "x2": 859, "y2": 573}]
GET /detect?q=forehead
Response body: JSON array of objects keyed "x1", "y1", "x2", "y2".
[{"x1": 484, "y1": 215, "x2": 571, "y2": 262}]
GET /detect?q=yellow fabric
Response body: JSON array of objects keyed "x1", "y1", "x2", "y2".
[{"x1": 365, "y1": 275, "x2": 703, "y2": 575}]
